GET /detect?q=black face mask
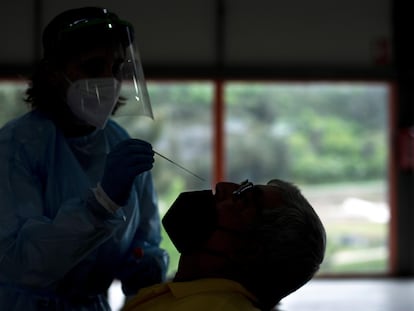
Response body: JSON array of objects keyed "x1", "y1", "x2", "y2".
[{"x1": 162, "y1": 190, "x2": 217, "y2": 254}]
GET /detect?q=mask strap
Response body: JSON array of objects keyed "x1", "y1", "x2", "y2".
[
  {"x1": 195, "y1": 226, "x2": 249, "y2": 256},
  {"x1": 215, "y1": 226, "x2": 246, "y2": 236},
  {"x1": 198, "y1": 248, "x2": 231, "y2": 260}
]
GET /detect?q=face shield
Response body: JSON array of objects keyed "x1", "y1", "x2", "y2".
[
  {"x1": 115, "y1": 29, "x2": 153, "y2": 119},
  {"x1": 43, "y1": 7, "x2": 154, "y2": 120}
]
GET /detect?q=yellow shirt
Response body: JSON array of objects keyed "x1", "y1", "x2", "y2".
[{"x1": 123, "y1": 278, "x2": 259, "y2": 311}]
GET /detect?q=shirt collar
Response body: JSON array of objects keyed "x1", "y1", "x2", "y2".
[{"x1": 168, "y1": 278, "x2": 257, "y2": 302}]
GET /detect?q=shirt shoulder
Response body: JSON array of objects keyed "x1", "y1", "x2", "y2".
[{"x1": 123, "y1": 279, "x2": 259, "y2": 311}]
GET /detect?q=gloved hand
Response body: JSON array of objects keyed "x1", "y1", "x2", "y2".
[{"x1": 100, "y1": 139, "x2": 154, "y2": 206}]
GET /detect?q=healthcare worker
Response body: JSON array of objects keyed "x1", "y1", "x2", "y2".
[{"x1": 0, "y1": 7, "x2": 168, "y2": 311}]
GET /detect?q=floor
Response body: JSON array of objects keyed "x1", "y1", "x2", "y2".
[{"x1": 278, "y1": 278, "x2": 414, "y2": 311}]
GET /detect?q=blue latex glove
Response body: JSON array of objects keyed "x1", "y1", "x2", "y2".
[{"x1": 101, "y1": 139, "x2": 154, "y2": 206}]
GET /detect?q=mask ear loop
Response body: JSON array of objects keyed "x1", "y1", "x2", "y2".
[
  {"x1": 198, "y1": 227, "x2": 255, "y2": 262},
  {"x1": 197, "y1": 248, "x2": 233, "y2": 260}
]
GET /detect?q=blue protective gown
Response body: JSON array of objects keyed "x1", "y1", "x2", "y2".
[{"x1": 0, "y1": 110, "x2": 168, "y2": 311}]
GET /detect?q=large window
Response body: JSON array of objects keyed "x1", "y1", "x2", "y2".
[
  {"x1": 0, "y1": 79, "x2": 392, "y2": 309},
  {"x1": 224, "y1": 82, "x2": 390, "y2": 274},
  {"x1": 117, "y1": 80, "x2": 391, "y2": 276},
  {"x1": 0, "y1": 80, "x2": 29, "y2": 125}
]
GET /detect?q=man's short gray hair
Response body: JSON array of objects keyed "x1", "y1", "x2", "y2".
[{"x1": 229, "y1": 179, "x2": 326, "y2": 310}]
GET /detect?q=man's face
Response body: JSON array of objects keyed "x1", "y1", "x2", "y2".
[
  {"x1": 201, "y1": 182, "x2": 280, "y2": 254},
  {"x1": 163, "y1": 180, "x2": 282, "y2": 256},
  {"x1": 213, "y1": 181, "x2": 281, "y2": 232},
  {"x1": 171, "y1": 181, "x2": 282, "y2": 280}
]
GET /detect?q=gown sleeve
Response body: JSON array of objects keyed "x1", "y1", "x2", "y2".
[
  {"x1": 115, "y1": 171, "x2": 169, "y2": 296},
  {"x1": 103, "y1": 119, "x2": 169, "y2": 296},
  {"x1": 0, "y1": 119, "x2": 125, "y2": 292}
]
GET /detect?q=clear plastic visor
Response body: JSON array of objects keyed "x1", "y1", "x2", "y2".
[{"x1": 115, "y1": 35, "x2": 153, "y2": 119}]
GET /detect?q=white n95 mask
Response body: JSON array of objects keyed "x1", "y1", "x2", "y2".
[{"x1": 66, "y1": 78, "x2": 121, "y2": 129}]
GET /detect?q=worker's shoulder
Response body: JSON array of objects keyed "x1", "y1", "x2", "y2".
[
  {"x1": 0, "y1": 110, "x2": 58, "y2": 150},
  {"x1": 104, "y1": 118, "x2": 131, "y2": 141}
]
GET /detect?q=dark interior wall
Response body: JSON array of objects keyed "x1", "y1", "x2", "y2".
[
  {"x1": 0, "y1": 0, "x2": 392, "y2": 77},
  {"x1": 0, "y1": 1, "x2": 36, "y2": 65},
  {"x1": 392, "y1": 0, "x2": 414, "y2": 275}
]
